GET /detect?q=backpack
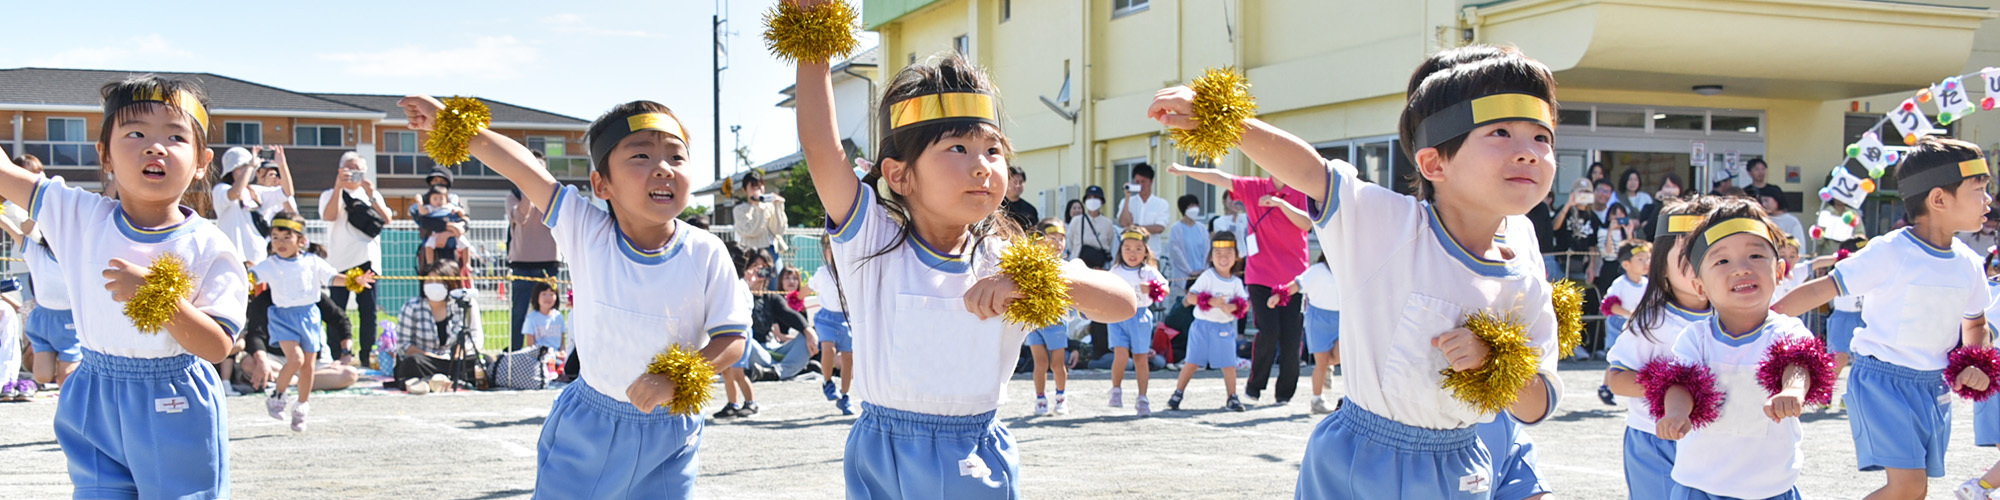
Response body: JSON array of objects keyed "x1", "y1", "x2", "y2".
[{"x1": 488, "y1": 346, "x2": 550, "y2": 390}]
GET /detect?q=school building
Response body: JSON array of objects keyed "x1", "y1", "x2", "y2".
[
  {"x1": 0, "y1": 68, "x2": 590, "y2": 220},
  {"x1": 863, "y1": 0, "x2": 2000, "y2": 228}
]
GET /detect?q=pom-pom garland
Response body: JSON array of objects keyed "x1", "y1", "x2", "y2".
[
  {"x1": 124, "y1": 254, "x2": 196, "y2": 334},
  {"x1": 761, "y1": 0, "x2": 861, "y2": 64},
  {"x1": 423, "y1": 97, "x2": 492, "y2": 167},
  {"x1": 1438, "y1": 310, "x2": 1542, "y2": 414},
  {"x1": 1144, "y1": 280, "x2": 1168, "y2": 303},
  {"x1": 645, "y1": 345, "x2": 718, "y2": 416},
  {"x1": 1755, "y1": 336, "x2": 1838, "y2": 405},
  {"x1": 1228, "y1": 297, "x2": 1250, "y2": 319},
  {"x1": 1196, "y1": 292, "x2": 1215, "y2": 311},
  {"x1": 1551, "y1": 280, "x2": 1587, "y2": 359},
  {"x1": 1637, "y1": 358, "x2": 1725, "y2": 429},
  {"x1": 344, "y1": 267, "x2": 368, "y2": 295},
  {"x1": 999, "y1": 235, "x2": 1072, "y2": 329},
  {"x1": 1947, "y1": 346, "x2": 2000, "y2": 401},
  {"x1": 1170, "y1": 67, "x2": 1258, "y2": 164}
]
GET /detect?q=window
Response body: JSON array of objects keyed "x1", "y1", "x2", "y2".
[
  {"x1": 1596, "y1": 110, "x2": 1646, "y2": 129},
  {"x1": 224, "y1": 121, "x2": 261, "y2": 145},
  {"x1": 954, "y1": 35, "x2": 969, "y2": 56},
  {"x1": 1711, "y1": 114, "x2": 1760, "y2": 134},
  {"x1": 526, "y1": 136, "x2": 567, "y2": 158},
  {"x1": 377, "y1": 130, "x2": 434, "y2": 176},
  {"x1": 26, "y1": 117, "x2": 97, "y2": 167},
  {"x1": 293, "y1": 125, "x2": 342, "y2": 147},
  {"x1": 1001, "y1": 0, "x2": 1011, "y2": 22},
  {"x1": 47, "y1": 118, "x2": 85, "y2": 142},
  {"x1": 1653, "y1": 112, "x2": 1704, "y2": 132},
  {"x1": 1113, "y1": 0, "x2": 1149, "y2": 17}
]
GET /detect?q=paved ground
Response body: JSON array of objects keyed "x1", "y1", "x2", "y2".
[{"x1": 0, "y1": 360, "x2": 1992, "y2": 499}]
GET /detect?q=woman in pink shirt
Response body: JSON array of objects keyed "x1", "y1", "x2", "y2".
[{"x1": 1169, "y1": 163, "x2": 1314, "y2": 404}]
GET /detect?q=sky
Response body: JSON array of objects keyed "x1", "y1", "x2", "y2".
[{"x1": 0, "y1": 0, "x2": 875, "y2": 206}]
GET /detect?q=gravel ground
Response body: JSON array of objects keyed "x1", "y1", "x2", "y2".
[{"x1": 0, "y1": 360, "x2": 1991, "y2": 499}]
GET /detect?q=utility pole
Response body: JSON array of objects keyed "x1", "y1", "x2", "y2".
[{"x1": 713, "y1": 11, "x2": 726, "y2": 181}]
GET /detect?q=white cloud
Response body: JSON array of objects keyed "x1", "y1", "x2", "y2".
[
  {"x1": 542, "y1": 14, "x2": 660, "y2": 38},
  {"x1": 28, "y1": 35, "x2": 194, "y2": 68},
  {"x1": 318, "y1": 36, "x2": 540, "y2": 79}
]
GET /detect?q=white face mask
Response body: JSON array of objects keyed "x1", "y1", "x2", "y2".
[
  {"x1": 1184, "y1": 207, "x2": 1200, "y2": 219},
  {"x1": 424, "y1": 283, "x2": 449, "y2": 302},
  {"x1": 1085, "y1": 198, "x2": 1103, "y2": 212}
]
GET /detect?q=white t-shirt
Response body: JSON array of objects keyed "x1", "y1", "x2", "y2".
[
  {"x1": 0, "y1": 304, "x2": 19, "y2": 381},
  {"x1": 829, "y1": 184, "x2": 1030, "y2": 416},
  {"x1": 209, "y1": 183, "x2": 288, "y2": 264},
  {"x1": 1605, "y1": 300, "x2": 1710, "y2": 432},
  {"x1": 250, "y1": 253, "x2": 338, "y2": 308},
  {"x1": 1832, "y1": 227, "x2": 1991, "y2": 370},
  {"x1": 318, "y1": 188, "x2": 387, "y2": 271},
  {"x1": 1189, "y1": 268, "x2": 1249, "y2": 324},
  {"x1": 1110, "y1": 262, "x2": 1167, "y2": 308},
  {"x1": 807, "y1": 265, "x2": 843, "y2": 313},
  {"x1": 1, "y1": 199, "x2": 36, "y2": 242},
  {"x1": 1211, "y1": 213, "x2": 1249, "y2": 249},
  {"x1": 22, "y1": 241, "x2": 69, "y2": 310},
  {"x1": 1309, "y1": 159, "x2": 1563, "y2": 429},
  {"x1": 1297, "y1": 262, "x2": 1340, "y2": 312},
  {"x1": 1605, "y1": 275, "x2": 1647, "y2": 318},
  {"x1": 1668, "y1": 311, "x2": 1813, "y2": 499},
  {"x1": 32, "y1": 178, "x2": 248, "y2": 358},
  {"x1": 543, "y1": 185, "x2": 750, "y2": 403},
  {"x1": 1773, "y1": 260, "x2": 1813, "y2": 304},
  {"x1": 1119, "y1": 193, "x2": 1174, "y2": 255},
  {"x1": 1769, "y1": 212, "x2": 1809, "y2": 255}
]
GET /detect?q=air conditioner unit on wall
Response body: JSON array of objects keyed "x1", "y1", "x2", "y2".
[{"x1": 1040, "y1": 184, "x2": 1079, "y2": 222}]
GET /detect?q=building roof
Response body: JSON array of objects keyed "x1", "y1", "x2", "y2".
[
  {"x1": 310, "y1": 93, "x2": 588, "y2": 126},
  {"x1": 0, "y1": 67, "x2": 376, "y2": 115},
  {"x1": 777, "y1": 46, "x2": 881, "y2": 108}
]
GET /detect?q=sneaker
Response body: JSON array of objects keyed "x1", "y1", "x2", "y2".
[
  {"x1": 1955, "y1": 478, "x2": 1988, "y2": 500},
  {"x1": 1311, "y1": 396, "x2": 1333, "y2": 415},
  {"x1": 1033, "y1": 396, "x2": 1050, "y2": 416},
  {"x1": 405, "y1": 378, "x2": 430, "y2": 395},
  {"x1": 289, "y1": 402, "x2": 310, "y2": 432},
  {"x1": 223, "y1": 385, "x2": 242, "y2": 397},
  {"x1": 822, "y1": 380, "x2": 838, "y2": 401},
  {"x1": 836, "y1": 394, "x2": 853, "y2": 416},
  {"x1": 0, "y1": 381, "x2": 19, "y2": 402},
  {"x1": 740, "y1": 402, "x2": 760, "y2": 417},
  {"x1": 1135, "y1": 396, "x2": 1152, "y2": 417},
  {"x1": 1168, "y1": 391, "x2": 1184, "y2": 411},
  {"x1": 1244, "y1": 392, "x2": 1261, "y2": 405},
  {"x1": 1275, "y1": 398, "x2": 1291, "y2": 406},
  {"x1": 1053, "y1": 393, "x2": 1071, "y2": 415},
  {"x1": 266, "y1": 396, "x2": 288, "y2": 421},
  {"x1": 1225, "y1": 395, "x2": 1247, "y2": 412},
  {"x1": 713, "y1": 403, "x2": 741, "y2": 419},
  {"x1": 16, "y1": 381, "x2": 37, "y2": 401},
  {"x1": 1598, "y1": 385, "x2": 1617, "y2": 406},
  {"x1": 1109, "y1": 387, "x2": 1124, "y2": 408}
]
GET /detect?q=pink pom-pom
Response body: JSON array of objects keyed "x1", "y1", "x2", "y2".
[
  {"x1": 1946, "y1": 346, "x2": 2000, "y2": 401},
  {"x1": 1600, "y1": 295, "x2": 1624, "y2": 316},
  {"x1": 1755, "y1": 336, "x2": 1838, "y2": 405},
  {"x1": 1145, "y1": 280, "x2": 1168, "y2": 303},
  {"x1": 1637, "y1": 358, "x2": 1726, "y2": 429},
  {"x1": 1229, "y1": 297, "x2": 1251, "y2": 319},
  {"x1": 1275, "y1": 290, "x2": 1293, "y2": 307},
  {"x1": 1835, "y1": 249, "x2": 1852, "y2": 262},
  {"x1": 785, "y1": 290, "x2": 806, "y2": 312},
  {"x1": 1196, "y1": 292, "x2": 1215, "y2": 311}
]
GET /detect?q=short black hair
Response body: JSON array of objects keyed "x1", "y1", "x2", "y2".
[
  {"x1": 1131, "y1": 162, "x2": 1155, "y2": 181},
  {"x1": 1177, "y1": 194, "x2": 1201, "y2": 212},
  {"x1": 1008, "y1": 166, "x2": 1026, "y2": 180},
  {"x1": 740, "y1": 171, "x2": 764, "y2": 188},
  {"x1": 1746, "y1": 158, "x2": 1768, "y2": 172},
  {"x1": 1593, "y1": 178, "x2": 1614, "y2": 190},
  {"x1": 1398, "y1": 45, "x2": 1558, "y2": 201},
  {"x1": 1897, "y1": 135, "x2": 1986, "y2": 219}
]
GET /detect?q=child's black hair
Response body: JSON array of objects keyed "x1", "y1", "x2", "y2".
[
  {"x1": 1679, "y1": 197, "x2": 1782, "y2": 276},
  {"x1": 1616, "y1": 239, "x2": 1651, "y2": 263},
  {"x1": 584, "y1": 101, "x2": 689, "y2": 180},
  {"x1": 100, "y1": 76, "x2": 214, "y2": 216},
  {"x1": 425, "y1": 185, "x2": 451, "y2": 206},
  {"x1": 266, "y1": 212, "x2": 327, "y2": 258},
  {"x1": 1177, "y1": 194, "x2": 1201, "y2": 214},
  {"x1": 1397, "y1": 45, "x2": 1558, "y2": 200},
  {"x1": 1208, "y1": 231, "x2": 1242, "y2": 277},
  {"x1": 532, "y1": 282, "x2": 558, "y2": 313},
  {"x1": 1629, "y1": 195, "x2": 1724, "y2": 343},
  {"x1": 1897, "y1": 135, "x2": 1987, "y2": 219},
  {"x1": 853, "y1": 52, "x2": 1023, "y2": 264}
]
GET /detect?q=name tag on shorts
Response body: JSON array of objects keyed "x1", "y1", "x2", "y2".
[
  {"x1": 1941, "y1": 392, "x2": 1955, "y2": 406},
  {"x1": 959, "y1": 456, "x2": 991, "y2": 478},
  {"x1": 155, "y1": 397, "x2": 190, "y2": 414},
  {"x1": 1459, "y1": 470, "x2": 1491, "y2": 493}
]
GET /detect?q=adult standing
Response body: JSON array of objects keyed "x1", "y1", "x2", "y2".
[
  {"x1": 1068, "y1": 186, "x2": 1117, "y2": 269},
  {"x1": 1118, "y1": 163, "x2": 1173, "y2": 259},
  {"x1": 1634, "y1": 173, "x2": 1684, "y2": 241},
  {"x1": 321, "y1": 152, "x2": 394, "y2": 367},
  {"x1": 1169, "y1": 163, "x2": 1312, "y2": 404},
  {"x1": 506, "y1": 150, "x2": 564, "y2": 351},
  {"x1": 1000, "y1": 166, "x2": 1038, "y2": 229},
  {"x1": 1611, "y1": 168, "x2": 1651, "y2": 217},
  {"x1": 1527, "y1": 192, "x2": 1562, "y2": 282},
  {"x1": 1744, "y1": 159, "x2": 1787, "y2": 209},
  {"x1": 732, "y1": 172, "x2": 789, "y2": 272},
  {"x1": 1210, "y1": 192, "x2": 1249, "y2": 249},
  {"x1": 212, "y1": 146, "x2": 295, "y2": 266},
  {"x1": 1165, "y1": 194, "x2": 1211, "y2": 295}
]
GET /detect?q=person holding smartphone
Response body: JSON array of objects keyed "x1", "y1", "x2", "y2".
[
  {"x1": 732, "y1": 171, "x2": 788, "y2": 277},
  {"x1": 320, "y1": 152, "x2": 394, "y2": 367},
  {"x1": 1551, "y1": 178, "x2": 1609, "y2": 283}
]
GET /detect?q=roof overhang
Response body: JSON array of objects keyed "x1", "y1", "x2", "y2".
[
  {"x1": 1470, "y1": 0, "x2": 1998, "y2": 100},
  {"x1": 0, "y1": 103, "x2": 386, "y2": 120}
]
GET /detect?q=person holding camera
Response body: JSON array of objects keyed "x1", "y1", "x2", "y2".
[
  {"x1": 390, "y1": 260, "x2": 483, "y2": 392},
  {"x1": 213, "y1": 146, "x2": 295, "y2": 266},
  {"x1": 320, "y1": 152, "x2": 394, "y2": 367},
  {"x1": 732, "y1": 172, "x2": 789, "y2": 275},
  {"x1": 1119, "y1": 163, "x2": 1173, "y2": 259}
]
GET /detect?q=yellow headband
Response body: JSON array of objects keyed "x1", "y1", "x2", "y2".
[
  {"x1": 1963, "y1": 158, "x2": 1989, "y2": 177},
  {"x1": 1415, "y1": 93, "x2": 1555, "y2": 149},
  {"x1": 887, "y1": 92, "x2": 998, "y2": 131},
  {"x1": 1040, "y1": 224, "x2": 1065, "y2": 235},
  {"x1": 1212, "y1": 240, "x2": 1236, "y2": 249},
  {"x1": 127, "y1": 87, "x2": 209, "y2": 131},
  {"x1": 1702, "y1": 218, "x2": 1772, "y2": 245},
  {"x1": 590, "y1": 112, "x2": 689, "y2": 165},
  {"x1": 271, "y1": 219, "x2": 304, "y2": 233},
  {"x1": 1121, "y1": 229, "x2": 1146, "y2": 241},
  {"x1": 1665, "y1": 215, "x2": 1701, "y2": 235}
]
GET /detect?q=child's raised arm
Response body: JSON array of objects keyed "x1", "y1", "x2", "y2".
[
  {"x1": 1149, "y1": 88, "x2": 1329, "y2": 201},
  {"x1": 0, "y1": 157, "x2": 40, "y2": 213},
  {"x1": 398, "y1": 96, "x2": 560, "y2": 213},
  {"x1": 792, "y1": 1, "x2": 861, "y2": 227}
]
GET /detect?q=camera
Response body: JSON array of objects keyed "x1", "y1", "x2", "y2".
[
  {"x1": 1126, "y1": 183, "x2": 1141, "y2": 193},
  {"x1": 348, "y1": 171, "x2": 364, "y2": 182},
  {"x1": 756, "y1": 194, "x2": 775, "y2": 202}
]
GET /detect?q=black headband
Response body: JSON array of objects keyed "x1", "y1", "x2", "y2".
[
  {"x1": 1900, "y1": 156, "x2": 1988, "y2": 203},
  {"x1": 1684, "y1": 216, "x2": 1774, "y2": 272},
  {"x1": 589, "y1": 112, "x2": 688, "y2": 166},
  {"x1": 105, "y1": 86, "x2": 209, "y2": 132},
  {"x1": 1414, "y1": 93, "x2": 1555, "y2": 150}
]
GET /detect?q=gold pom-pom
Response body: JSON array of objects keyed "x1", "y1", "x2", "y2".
[
  {"x1": 762, "y1": 1, "x2": 861, "y2": 64},
  {"x1": 344, "y1": 267, "x2": 367, "y2": 295},
  {"x1": 1000, "y1": 235, "x2": 1072, "y2": 329},
  {"x1": 125, "y1": 254, "x2": 196, "y2": 334},
  {"x1": 646, "y1": 345, "x2": 719, "y2": 416},
  {"x1": 1551, "y1": 279, "x2": 1586, "y2": 358},
  {"x1": 1439, "y1": 310, "x2": 1543, "y2": 414},
  {"x1": 423, "y1": 96, "x2": 492, "y2": 166},
  {"x1": 1169, "y1": 67, "x2": 1258, "y2": 164}
]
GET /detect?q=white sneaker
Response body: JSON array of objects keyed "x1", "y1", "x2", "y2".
[
  {"x1": 1955, "y1": 478, "x2": 1988, "y2": 500},
  {"x1": 1033, "y1": 396, "x2": 1050, "y2": 416},
  {"x1": 1311, "y1": 396, "x2": 1333, "y2": 415},
  {"x1": 427, "y1": 374, "x2": 451, "y2": 393},
  {"x1": 1053, "y1": 394, "x2": 1071, "y2": 415},
  {"x1": 265, "y1": 396, "x2": 287, "y2": 420},
  {"x1": 1108, "y1": 387, "x2": 1124, "y2": 408},
  {"x1": 289, "y1": 402, "x2": 310, "y2": 432},
  {"x1": 406, "y1": 378, "x2": 430, "y2": 395}
]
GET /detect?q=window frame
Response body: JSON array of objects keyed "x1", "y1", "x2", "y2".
[
  {"x1": 1113, "y1": 0, "x2": 1150, "y2": 18},
  {"x1": 293, "y1": 124, "x2": 344, "y2": 147},
  {"x1": 222, "y1": 121, "x2": 263, "y2": 146}
]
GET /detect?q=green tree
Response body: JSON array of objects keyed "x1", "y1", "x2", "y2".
[
  {"x1": 679, "y1": 204, "x2": 711, "y2": 219},
  {"x1": 777, "y1": 141, "x2": 861, "y2": 225}
]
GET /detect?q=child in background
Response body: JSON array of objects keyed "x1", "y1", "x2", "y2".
[
  {"x1": 1959, "y1": 248, "x2": 2000, "y2": 500},
  {"x1": 523, "y1": 283, "x2": 565, "y2": 353},
  {"x1": 1604, "y1": 196, "x2": 1719, "y2": 500},
  {"x1": 1170, "y1": 231, "x2": 1249, "y2": 412},
  {"x1": 417, "y1": 186, "x2": 468, "y2": 268},
  {"x1": 1023, "y1": 219, "x2": 1076, "y2": 416},
  {"x1": 1824, "y1": 237, "x2": 1868, "y2": 389},
  {"x1": 251, "y1": 213, "x2": 375, "y2": 432},
  {"x1": 1281, "y1": 255, "x2": 1341, "y2": 415},
  {"x1": 717, "y1": 249, "x2": 770, "y2": 419},
  {"x1": 1108, "y1": 228, "x2": 1167, "y2": 416},
  {"x1": 1598, "y1": 240, "x2": 1651, "y2": 405},
  {"x1": 806, "y1": 254, "x2": 856, "y2": 415},
  {"x1": 7, "y1": 220, "x2": 76, "y2": 387}
]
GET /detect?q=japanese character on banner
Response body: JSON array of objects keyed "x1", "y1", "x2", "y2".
[
  {"x1": 1888, "y1": 97, "x2": 1941, "y2": 146},
  {"x1": 1817, "y1": 166, "x2": 1874, "y2": 209},
  {"x1": 1845, "y1": 131, "x2": 1900, "y2": 179},
  {"x1": 1982, "y1": 67, "x2": 2000, "y2": 111},
  {"x1": 1930, "y1": 77, "x2": 1976, "y2": 125}
]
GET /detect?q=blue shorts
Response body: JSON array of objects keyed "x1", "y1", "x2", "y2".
[
  {"x1": 535, "y1": 379, "x2": 703, "y2": 499},
  {"x1": 1476, "y1": 412, "x2": 1548, "y2": 500},
  {"x1": 846, "y1": 403, "x2": 1018, "y2": 500},
  {"x1": 56, "y1": 349, "x2": 229, "y2": 500},
  {"x1": 1296, "y1": 398, "x2": 1490, "y2": 500},
  {"x1": 1847, "y1": 355, "x2": 1950, "y2": 477},
  {"x1": 1023, "y1": 322, "x2": 1068, "y2": 349},
  {"x1": 1183, "y1": 319, "x2": 1238, "y2": 370},
  {"x1": 1977, "y1": 392, "x2": 2000, "y2": 447},
  {"x1": 1623, "y1": 427, "x2": 1678, "y2": 500},
  {"x1": 1669, "y1": 484, "x2": 1800, "y2": 500},
  {"x1": 267, "y1": 304, "x2": 325, "y2": 354},
  {"x1": 1305, "y1": 307, "x2": 1340, "y2": 354},
  {"x1": 25, "y1": 306, "x2": 77, "y2": 362},
  {"x1": 733, "y1": 341, "x2": 752, "y2": 369},
  {"x1": 1108, "y1": 309, "x2": 1154, "y2": 354},
  {"x1": 1826, "y1": 310, "x2": 1863, "y2": 353},
  {"x1": 814, "y1": 310, "x2": 852, "y2": 353},
  {"x1": 1606, "y1": 315, "x2": 1627, "y2": 350}
]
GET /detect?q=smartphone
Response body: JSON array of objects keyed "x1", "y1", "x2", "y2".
[
  {"x1": 258, "y1": 149, "x2": 276, "y2": 160},
  {"x1": 1574, "y1": 192, "x2": 1594, "y2": 204},
  {"x1": 1617, "y1": 217, "x2": 1629, "y2": 226}
]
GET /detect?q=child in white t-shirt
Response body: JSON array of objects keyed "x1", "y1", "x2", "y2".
[
  {"x1": 1603, "y1": 197, "x2": 1718, "y2": 500},
  {"x1": 523, "y1": 282, "x2": 565, "y2": 352},
  {"x1": 1108, "y1": 228, "x2": 1168, "y2": 416},
  {"x1": 1281, "y1": 256, "x2": 1341, "y2": 415},
  {"x1": 250, "y1": 214, "x2": 375, "y2": 432},
  {"x1": 1169, "y1": 232, "x2": 1250, "y2": 412},
  {"x1": 1597, "y1": 240, "x2": 1651, "y2": 405}
]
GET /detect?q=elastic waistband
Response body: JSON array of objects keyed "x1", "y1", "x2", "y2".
[
  {"x1": 857, "y1": 403, "x2": 999, "y2": 437},
  {"x1": 815, "y1": 309, "x2": 847, "y2": 320},
  {"x1": 30, "y1": 306, "x2": 72, "y2": 317},
  {"x1": 79, "y1": 349, "x2": 202, "y2": 380},
  {"x1": 1328, "y1": 398, "x2": 1477, "y2": 452},
  {"x1": 1118, "y1": 308, "x2": 1155, "y2": 324},
  {"x1": 563, "y1": 379, "x2": 697, "y2": 423},
  {"x1": 1852, "y1": 355, "x2": 1943, "y2": 382},
  {"x1": 270, "y1": 303, "x2": 318, "y2": 313}
]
